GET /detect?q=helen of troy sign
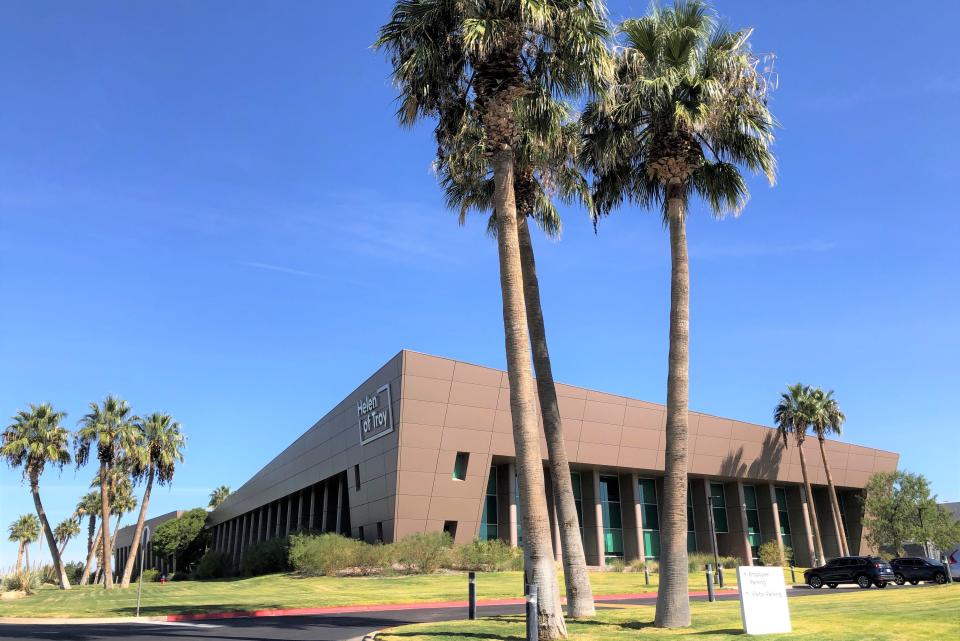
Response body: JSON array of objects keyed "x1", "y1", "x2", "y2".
[
  {"x1": 358, "y1": 383, "x2": 394, "y2": 445},
  {"x1": 736, "y1": 566, "x2": 791, "y2": 635}
]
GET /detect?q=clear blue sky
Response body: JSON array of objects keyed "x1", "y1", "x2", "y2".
[{"x1": 1, "y1": 1, "x2": 958, "y2": 568}]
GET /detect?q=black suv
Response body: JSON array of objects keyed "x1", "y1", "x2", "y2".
[
  {"x1": 804, "y1": 556, "x2": 896, "y2": 589},
  {"x1": 890, "y1": 557, "x2": 949, "y2": 585}
]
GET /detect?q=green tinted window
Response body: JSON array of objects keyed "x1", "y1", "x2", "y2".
[
  {"x1": 710, "y1": 483, "x2": 728, "y2": 533},
  {"x1": 599, "y1": 475, "x2": 623, "y2": 560},
  {"x1": 479, "y1": 467, "x2": 498, "y2": 540}
]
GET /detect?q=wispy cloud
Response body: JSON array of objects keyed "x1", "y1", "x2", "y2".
[
  {"x1": 690, "y1": 239, "x2": 837, "y2": 259},
  {"x1": 238, "y1": 261, "x2": 315, "y2": 277}
]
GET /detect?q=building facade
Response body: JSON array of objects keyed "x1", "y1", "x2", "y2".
[
  {"x1": 113, "y1": 510, "x2": 183, "y2": 580},
  {"x1": 207, "y1": 350, "x2": 899, "y2": 568}
]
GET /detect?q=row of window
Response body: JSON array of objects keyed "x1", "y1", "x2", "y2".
[{"x1": 478, "y1": 466, "x2": 798, "y2": 563}]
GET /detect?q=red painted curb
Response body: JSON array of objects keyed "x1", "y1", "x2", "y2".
[{"x1": 162, "y1": 589, "x2": 739, "y2": 622}]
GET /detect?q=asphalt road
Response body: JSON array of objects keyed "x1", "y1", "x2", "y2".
[{"x1": 0, "y1": 584, "x2": 936, "y2": 641}]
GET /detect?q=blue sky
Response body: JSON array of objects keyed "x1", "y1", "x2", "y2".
[{"x1": 1, "y1": 1, "x2": 958, "y2": 568}]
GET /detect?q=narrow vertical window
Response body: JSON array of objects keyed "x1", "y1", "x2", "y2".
[
  {"x1": 710, "y1": 482, "x2": 729, "y2": 533},
  {"x1": 452, "y1": 452, "x2": 469, "y2": 480},
  {"x1": 775, "y1": 486, "x2": 793, "y2": 558},
  {"x1": 443, "y1": 520, "x2": 458, "y2": 540},
  {"x1": 354, "y1": 464, "x2": 361, "y2": 490},
  {"x1": 480, "y1": 466, "x2": 498, "y2": 540},
  {"x1": 599, "y1": 475, "x2": 623, "y2": 563},
  {"x1": 377, "y1": 521, "x2": 384, "y2": 543},
  {"x1": 743, "y1": 485, "x2": 762, "y2": 564},
  {"x1": 639, "y1": 478, "x2": 660, "y2": 560}
]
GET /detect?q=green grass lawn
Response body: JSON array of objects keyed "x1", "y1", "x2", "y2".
[
  {"x1": 378, "y1": 585, "x2": 960, "y2": 641},
  {"x1": 0, "y1": 568, "x2": 768, "y2": 618}
]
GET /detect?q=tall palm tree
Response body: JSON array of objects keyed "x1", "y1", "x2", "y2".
[
  {"x1": 436, "y1": 95, "x2": 596, "y2": 616},
  {"x1": 810, "y1": 388, "x2": 849, "y2": 555},
  {"x1": 580, "y1": 0, "x2": 776, "y2": 627},
  {"x1": 1, "y1": 403, "x2": 73, "y2": 589},
  {"x1": 8, "y1": 514, "x2": 41, "y2": 571},
  {"x1": 54, "y1": 517, "x2": 81, "y2": 558},
  {"x1": 208, "y1": 485, "x2": 230, "y2": 509},
  {"x1": 378, "y1": 3, "x2": 610, "y2": 636},
  {"x1": 76, "y1": 491, "x2": 102, "y2": 585},
  {"x1": 121, "y1": 413, "x2": 185, "y2": 587},
  {"x1": 75, "y1": 395, "x2": 138, "y2": 589},
  {"x1": 774, "y1": 383, "x2": 825, "y2": 564}
]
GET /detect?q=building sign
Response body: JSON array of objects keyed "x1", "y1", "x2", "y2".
[
  {"x1": 736, "y1": 566, "x2": 791, "y2": 635},
  {"x1": 358, "y1": 383, "x2": 394, "y2": 445}
]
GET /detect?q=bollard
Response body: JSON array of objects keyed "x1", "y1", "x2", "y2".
[
  {"x1": 706, "y1": 564, "x2": 716, "y2": 602},
  {"x1": 526, "y1": 583, "x2": 538, "y2": 641},
  {"x1": 468, "y1": 571, "x2": 476, "y2": 620},
  {"x1": 644, "y1": 565, "x2": 650, "y2": 586},
  {"x1": 790, "y1": 562, "x2": 796, "y2": 585},
  {"x1": 718, "y1": 565, "x2": 724, "y2": 588}
]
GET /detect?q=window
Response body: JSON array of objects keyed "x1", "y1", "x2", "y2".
[
  {"x1": 452, "y1": 452, "x2": 469, "y2": 481},
  {"x1": 743, "y1": 485, "x2": 762, "y2": 564},
  {"x1": 354, "y1": 464, "x2": 361, "y2": 491},
  {"x1": 710, "y1": 483, "x2": 729, "y2": 533},
  {"x1": 687, "y1": 483, "x2": 697, "y2": 552},
  {"x1": 775, "y1": 487, "x2": 793, "y2": 558},
  {"x1": 358, "y1": 525, "x2": 365, "y2": 541},
  {"x1": 443, "y1": 520, "x2": 458, "y2": 540},
  {"x1": 600, "y1": 476, "x2": 623, "y2": 562},
  {"x1": 479, "y1": 466, "x2": 498, "y2": 540},
  {"x1": 639, "y1": 478, "x2": 660, "y2": 560},
  {"x1": 377, "y1": 521, "x2": 384, "y2": 543},
  {"x1": 571, "y1": 472, "x2": 584, "y2": 529}
]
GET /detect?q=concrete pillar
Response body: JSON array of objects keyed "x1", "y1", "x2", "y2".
[
  {"x1": 507, "y1": 462, "x2": 518, "y2": 548},
  {"x1": 734, "y1": 482, "x2": 754, "y2": 566},
  {"x1": 335, "y1": 476, "x2": 344, "y2": 534},
  {"x1": 321, "y1": 482, "x2": 330, "y2": 532},
  {"x1": 275, "y1": 501, "x2": 282, "y2": 538},
  {"x1": 285, "y1": 495, "x2": 293, "y2": 536},
  {"x1": 265, "y1": 503, "x2": 273, "y2": 540},
  {"x1": 296, "y1": 491, "x2": 304, "y2": 532},
  {"x1": 309, "y1": 486, "x2": 317, "y2": 531},
  {"x1": 581, "y1": 469, "x2": 605, "y2": 565},
  {"x1": 766, "y1": 484, "x2": 785, "y2": 557}
]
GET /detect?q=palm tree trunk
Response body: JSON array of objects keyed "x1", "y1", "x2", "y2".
[
  {"x1": 99, "y1": 461, "x2": 113, "y2": 589},
  {"x1": 491, "y1": 147, "x2": 566, "y2": 640},
  {"x1": 121, "y1": 468, "x2": 154, "y2": 587},
  {"x1": 29, "y1": 472, "x2": 71, "y2": 589},
  {"x1": 79, "y1": 524, "x2": 102, "y2": 585},
  {"x1": 818, "y1": 437, "x2": 849, "y2": 556},
  {"x1": 15, "y1": 542, "x2": 24, "y2": 572},
  {"x1": 58, "y1": 539, "x2": 68, "y2": 559},
  {"x1": 87, "y1": 514, "x2": 96, "y2": 558},
  {"x1": 654, "y1": 191, "x2": 691, "y2": 628},
  {"x1": 24, "y1": 544, "x2": 29, "y2": 569},
  {"x1": 796, "y1": 439, "x2": 825, "y2": 564},
  {"x1": 517, "y1": 214, "x2": 595, "y2": 618}
]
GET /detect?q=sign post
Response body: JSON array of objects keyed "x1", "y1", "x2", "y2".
[{"x1": 736, "y1": 566, "x2": 791, "y2": 635}]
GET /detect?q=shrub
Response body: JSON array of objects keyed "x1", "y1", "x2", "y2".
[
  {"x1": 171, "y1": 570, "x2": 190, "y2": 581},
  {"x1": 394, "y1": 532, "x2": 451, "y2": 574},
  {"x1": 37, "y1": 564, "x2": 58, "y2": 585},
  {"x1": 688, "y1": 552, "x2": 715, "y2": 572},
  {"x1": 289, "y1": 533, "x2": 384, "y2": 576},
  {"x1": 450, "y1": 539, "x2": 519, "y2": 572},
  {"x1": 608, "y1": 558, "x2": 626, "y2": 573},
  {"x1": 758, "y1": 541, "x2": 791, "y2": 567},
  {"x1": 631, "y1": 559, "x2": 658, "y2": 573},
  {"x1": 241, "y1": 538, "x2": 290, "y2": 577},
  {"x1": 140, "y1": 569, "x2": 160, "y2": 583},
  {"x1": 153, "y1": 508, "x2": 209, "y2": 572},
  {"x1": 64, "y1": 561, "x2": 84, "y2": 585},
  {"x1": 719, "y1": 555, "x2": 741, "y2": 569},
  {"x1": 194, "y1": 551, "x2": 234, "y2": 579},
  {"x1": 2, "y1": 569, "x2": 42, "y2": 594}
]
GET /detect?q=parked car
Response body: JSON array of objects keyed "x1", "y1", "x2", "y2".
[
  {"x1": 890, "y1": 557, "x2": 949, "y2": 585},
  {"x1": 804, "y1": 556, "x2": 896, "y2": 589}
]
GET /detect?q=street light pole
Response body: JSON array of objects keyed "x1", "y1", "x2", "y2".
[
  {"x1": 707, "y1": 495, "x2": 720, "y2": 582},
  {"x1": 136, "y1": 525, "x2": 151, "y2": 618}
]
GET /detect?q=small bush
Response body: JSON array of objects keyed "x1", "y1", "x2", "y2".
[
  {"x1": 171, "y1": 571, "x2": 190, "y2": 581},
  {"x1": 140, "y1": 569, "x2": 160, "y2": 583},
  {"x1": 289, "y1": 533, "x2": 383, "y2": 576},
  {"x1": 719, "y1": 555, "x2": 741, "y2": 569},
  {"x1": 608, "y1": 558, "x2": 626, "y2": 572},
  {"x1": 450, "y1": 539, "x2": 520, "y2": 572},
  {"x1": 688, "y1": 552, "x2": 715, "y2": 572},
  {"x1": 241, "y1": 538, "x2": 290, "y2": 577},
  {"x1": 65, "y1": 561, "x2": 84, "y2": 585},
  {"x1": 194, "y1": 551, "x2": 234, "y2": 579},
  {"x1": 758, "y1": 541, "x2": 791, "y2": 567},
  {"x1": 394, "y1": 532, "x2": 452, "y2": 574},
  {"x1": 2, "y1": 569, "x2": 42, "y2": 594}
]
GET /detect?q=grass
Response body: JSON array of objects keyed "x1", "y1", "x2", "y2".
[
  {"x1": 378, "y1": 584, "x2": 960, "y2": 641},
  {"x1": 0, "y1": 568, "x2": 774, "y2": 619}
]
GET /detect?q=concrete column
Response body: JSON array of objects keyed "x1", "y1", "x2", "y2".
[
  {"x1": 248, "y1": 512, "x2": 256, "y2": 546},
  {"x1": 285, "y1": 495, "x2": 293, "y2": 536},
  {"x1": 799, "y1": 487, "x2": 817, "y2": 567},
  {"x1": 507, "y1": 462, "x2": 518, "y2": 548},
  {"x1": 321, "y1": 482, "x2": 330, "y2": 532},
  {"x1": 734, "y1": 482, "x2": 754, "y2": 565},
  {"x1": 590, "y1": 470, "x2": 605, "y2": 565},
  {"x1": 265, "y1": 503, "x2": 273, "y2": 540},
  {"x1": 767, "y1": 484, "x2": 785, "y2": 557},
  {"x1": 625, "y1": 473, "x2": 645, "y2": 562},
  {"x1": 275, "y1": 501, "x2": 282, "y2": 538},
  {"x1": 309, "y1": 487, "x2": 317, "y2": 531},
  {"x1": 296, "y1": 491, "x2": 304, "y2": 532}
]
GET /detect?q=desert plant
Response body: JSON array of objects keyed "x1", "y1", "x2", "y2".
[
  {"x1": 608, "y1": 558, "x2": 627, "y2": 573},
  {"x1": 289, "y1": 533, "x2": 379, "y2": 576},
  {"x1": 451, "y1": 539, "x2": 521, "y2": 572},
  {"x1": 2, "y1": 568, "x2": 42, "y2": 594},
  {"x1": 758, "y1": 541, "x2": 792, "y2": 567},
  {"x1": 140, "y1": 568, "x2": 160, "y2": 583},
  {"x1": 394, "y1": 532, "x2": 452, "y2": 574}
]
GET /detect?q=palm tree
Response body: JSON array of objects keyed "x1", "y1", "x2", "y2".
[
  {"x1": 8, "y1": 514, "x2": 41, "y2": 571},
  {"x1": 75, "y1": 395, "x2": 138, "y2": 589},
  {"x1": 76, "y1": 491, "x2": 102, "y2": 585},
  {"x1": 1, "y1": 404, "x2": 73, "y2": 589},
  {"x1": 809, "y1": 388, "x2": 849, "y2": 556},
  {"x1": 120, "y1": 413, "x2": 185, "y2": 587},
  {"x1": 436, "y1": 96, "x2": 596, "y2": 616},
  {"x1": 208, "y1": 485, "x2": 230, "y2": 509},
  {"x1": 580, "y1": 1, "x2": 776, "y2": 627},
  {"x1": 54, "y1": 517, "x2": 81, "y2": 558},
  {"x1": 774, "y1": 383, "x2": 825, "y2": 564},
  {"x1": 378, "y1": 3, "x2": 610, "y2": 636}
]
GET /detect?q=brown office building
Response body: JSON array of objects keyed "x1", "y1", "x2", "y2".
[{"x1": 207, "y1": 350, "x2": 898, "y2": 568}]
